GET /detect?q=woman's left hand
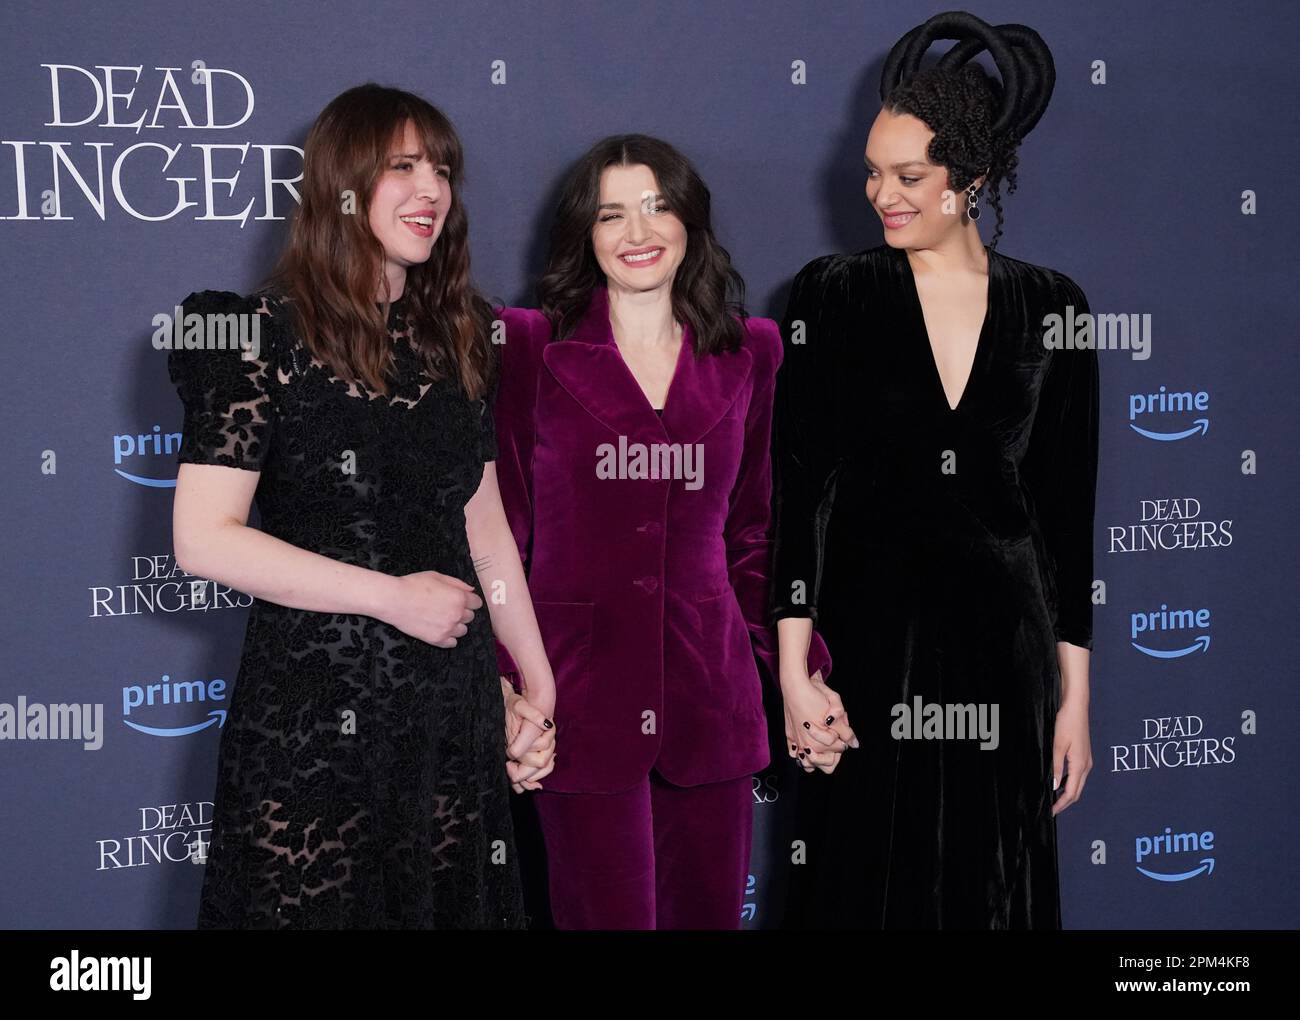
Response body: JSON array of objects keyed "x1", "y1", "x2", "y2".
[
  {"x1": 1051, "y1": 696, "x2": 1092, "y2": 815},
  {"x1": 781, "y1": 670, "x2": 855, "y2": 774}
]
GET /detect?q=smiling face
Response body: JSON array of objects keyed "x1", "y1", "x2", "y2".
[
  {"x1": 865, "y1": 107, "x2": 982, "y2": 249},
  {"x1": 590, "y1": 162, "x2": 687, "y2": 296},
  {"x1": 367, "y1": 120, "x2": 451, "y2": 299}
]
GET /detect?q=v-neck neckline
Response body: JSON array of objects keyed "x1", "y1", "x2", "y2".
[
  {"x1": 612, "y1": 323, "x2": 688, "y2": 422},
  {"x1": 899, "y1": 244, "x2": 995, "y2": 413}
]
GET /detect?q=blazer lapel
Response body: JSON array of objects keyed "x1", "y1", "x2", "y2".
[
  {"x1": 542, "y1": 284, "x2": 753, "y2": 445},
  {"x1": 661, "y1": 336, "x2": 752, "y2": 445}
]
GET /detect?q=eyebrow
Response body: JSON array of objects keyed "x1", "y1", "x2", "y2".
[
  {"x1": 388, "y1": 152, "x2": 452, "y2": 176},
  {"x1": 597, "y1": 193, "x2": 664, "y2": 210},
  {"x1": 865, "y1": 159, "x2": 931, "y2": 170}
]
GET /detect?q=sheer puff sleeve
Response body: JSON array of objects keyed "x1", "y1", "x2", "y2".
[
  {"x1": 1020, "y1": 271, "x2": 1100, "y2": 650},
  {"x1": 166, "y1": 290, "x2": 278, "y2": 471}
]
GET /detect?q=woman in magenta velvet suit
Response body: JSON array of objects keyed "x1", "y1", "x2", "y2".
[{"x1": 492, "y1": 135, "x2": 835, "y2": 929}]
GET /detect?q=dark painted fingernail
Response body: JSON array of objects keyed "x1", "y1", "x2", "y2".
[
  {"x1": 797, "y1": 752, "x2": 805, "y2": 759},
  {"x1": 544, "y1": 719, "x2": 554, "y2": 729},
  {"x1": 825, "y1": 715, "x2": 835, "y2": 725},
  {"x1": 802, "y1": 721, "x2": 810, "y2": 729}
]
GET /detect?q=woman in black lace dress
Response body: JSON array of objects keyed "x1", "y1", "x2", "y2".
[{"x1": 168, "y1": 85, "x2": 557, "y2": 929}]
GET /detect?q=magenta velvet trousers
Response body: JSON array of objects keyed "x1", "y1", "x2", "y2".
[{"x1": 534, "y1": 770, "x2": 753, "y2": 929}]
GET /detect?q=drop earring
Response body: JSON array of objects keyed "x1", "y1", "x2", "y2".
[{"x1": 965, "y1": 181, "x2": 981, "y2": 221}]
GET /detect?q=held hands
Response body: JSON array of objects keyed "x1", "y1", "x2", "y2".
[
  {"x1": 382, "y1": 571, "x2": 482, "y2": 647},
  {"x1": 781, "y1": 669, "x2": 858, "y2": 774},
  {"x1": 501, "y1": 676, "x2": 556, "y2": 793}
]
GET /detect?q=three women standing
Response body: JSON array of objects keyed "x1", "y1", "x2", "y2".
[{"x1": 172, "y1": 12, "x2": 1095, "y2": 933}]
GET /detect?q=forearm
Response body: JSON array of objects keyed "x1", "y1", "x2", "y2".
[
  {"x1": 1057, "y1": 641, "x2": 1091, "y2": 706},
  {"x1": 175, "y1": 522, "x2": 396, "y2": 619},
  {"x1": 777, "y1": 616, "x2": 819, "y2": 688},
  {"x1": 468, "y1": 511, "x2": 554, "y2": 697},
  {"x1": 732, "y1": 545, "x2": 832, "y2": 685}
]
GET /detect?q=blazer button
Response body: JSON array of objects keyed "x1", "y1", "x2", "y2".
[{"x1": 636, "y1": 576, "x2": 659, "y2": 592}]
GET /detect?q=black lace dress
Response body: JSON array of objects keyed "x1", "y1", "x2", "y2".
[{"x1": 168, "y1": 289, "x2": 524, "y2": 929}]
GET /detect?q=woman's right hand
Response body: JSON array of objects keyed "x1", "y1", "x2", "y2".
[{"x1": 380, "y1": 571, "x2": 482, "y2": 647}]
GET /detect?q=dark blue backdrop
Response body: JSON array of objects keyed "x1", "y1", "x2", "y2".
[{"x1": 2, "y1": 0, "x2": 1296, "y2": 929}]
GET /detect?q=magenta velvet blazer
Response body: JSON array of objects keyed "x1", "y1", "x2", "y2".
[{"x1": 493, "y1": 284, "x2": 831, "y2": 794}]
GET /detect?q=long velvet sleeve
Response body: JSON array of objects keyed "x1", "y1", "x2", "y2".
[
  {"x1": 1020, "y1": 272, "x2": 1100, "y2": 650},
  {"x1": 764, "y1": 258, "x2": 837, "y2": 680},
  {"x1": 725, "y1": 319, "x2": 832, "y2": 687},
  {"x1": 770, "y1": 257, "x2": 842, "y2": 636},
  {"x1": 491, "y1": 307, "x2": 544, "y2": 689}
]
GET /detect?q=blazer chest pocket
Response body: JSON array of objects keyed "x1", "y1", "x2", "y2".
[{"x1": 531, "y1": 600, "x2": 595, "y2": 720}]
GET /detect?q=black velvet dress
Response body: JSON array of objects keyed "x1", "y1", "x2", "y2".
[
  {"x1": 771, "y1": 244, "x2": 1098, "y2": 929},
  {"x1": 168, "y1": 290, "x2": 525, "y2": 929}
]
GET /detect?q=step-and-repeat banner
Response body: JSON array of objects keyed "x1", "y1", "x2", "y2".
[{"x1": 2, "y1": 0, "x2": 1296, "y2": 929}]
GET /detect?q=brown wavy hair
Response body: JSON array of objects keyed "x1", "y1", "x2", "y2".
[
  {"x1": 267, "y1": 83, "x2": 495, "y2": 398},
  {"x1": 537, "y1": 134, "x2": 747, "y2": 357}
]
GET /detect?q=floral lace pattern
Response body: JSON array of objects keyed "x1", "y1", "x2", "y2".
[{"x1": 169, "y1": 290, "x2": 524, "y2": 929}]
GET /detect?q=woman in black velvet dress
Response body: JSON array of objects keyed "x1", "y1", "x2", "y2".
[{"x1": 772, "y1": 14, "x2": 1097, "y2": 928}]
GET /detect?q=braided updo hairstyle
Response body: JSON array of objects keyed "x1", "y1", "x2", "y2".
[{"x1": 879, "y1": 12, "x2": 1056, "y2": 250}]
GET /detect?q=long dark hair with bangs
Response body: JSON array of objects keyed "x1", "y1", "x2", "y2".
[
  {"x1": 268, "y1": 83, "x2": 495, "y2": 398},
  {"x1": 537, "y1": 134, "x2": 747, "y2": 356}
]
